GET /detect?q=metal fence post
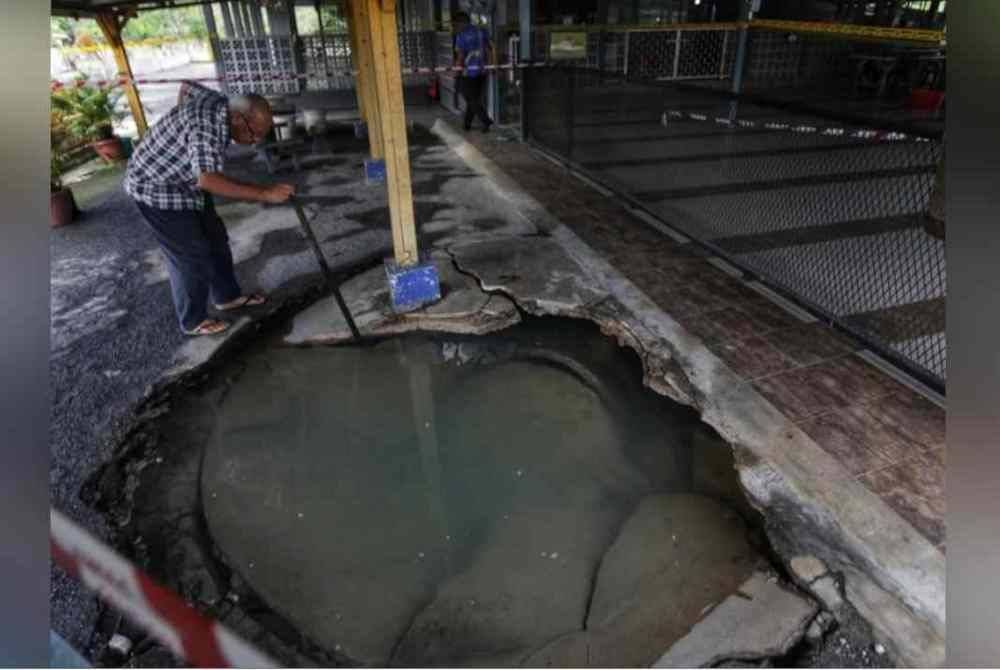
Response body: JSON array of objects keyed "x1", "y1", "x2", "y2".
[
  {"x1": 731, "y1": 0, "x2": 755, "y2": 95},
  {"x1": 566, "y1": 66, "x2": 576, "y2": 158},
  {"x1": 719, "y1": 29, "x2": 729, "y2": 79},
  {"x1": 672, "y1": 29, "x2": 682, "y2": 79},
  {"x1": 518, "y1": 0, "x2": 532, "y2": 141}
]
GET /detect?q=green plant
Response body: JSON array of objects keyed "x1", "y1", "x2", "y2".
[
  {"x1": 51, "y1": 78, "x2": 125, "y2": 142},
  {"x1": 50, "y1": 110, "x2": 69, "y2": 192},
  {"x1": 51, "y1": 152, "x2": 67, "y2": 192}
]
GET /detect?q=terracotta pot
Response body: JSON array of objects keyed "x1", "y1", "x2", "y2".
[
  {"x1": 50, "y1": 188, "x2": 77, "y2": 228},
  {"x1": 92, "y1": 137, "x2": 125, "y2": 162}
]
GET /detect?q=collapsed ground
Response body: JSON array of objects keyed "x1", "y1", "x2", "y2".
[{"x1": 52, "y1": 118, "x2": 921, "y2": 667}]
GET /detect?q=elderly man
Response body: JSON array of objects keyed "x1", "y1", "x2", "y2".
[{"x1": 124, "y1": 82, "x2": 295, "y2": 336}]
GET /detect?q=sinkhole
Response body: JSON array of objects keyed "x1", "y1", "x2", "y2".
[{"x1": 120, "y1": 315, "x2": 779, "y2": 668}]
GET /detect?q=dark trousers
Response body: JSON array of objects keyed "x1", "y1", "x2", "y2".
[
  {"x1": 459, "y1": 75, "x2": 491, "y2": 129},
  {"x1": 134, "y1": 195, "x2": 242, "y2": 332}
]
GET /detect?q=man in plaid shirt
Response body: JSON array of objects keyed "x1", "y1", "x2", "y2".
[{"x1": 125, "y1": 81, "x2": 294, "y2": 336}]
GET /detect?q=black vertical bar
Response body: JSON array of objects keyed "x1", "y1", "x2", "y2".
[
  {"x1": 519, "y1": 0, "x2": 533, "y2": 142},
  {"x1": 566, "y1": 66, "x2": 575, "y2": 159}
]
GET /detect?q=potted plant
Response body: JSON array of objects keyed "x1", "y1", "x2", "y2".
[
  {"x1": 50, "y1": 152, "x2": 78, "y2": 228},
  {"x1": 52, "y1": 77, "x2": 127, "y2": 162},
  {"x1": 50, "y1": 108, "x2": 78, "y2": 228}
]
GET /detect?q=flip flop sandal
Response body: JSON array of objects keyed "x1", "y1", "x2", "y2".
[
  {"x1": 215, "y1": 293, "x2": 268, "y2": 311},
  {"x1": 183, "y1": 319, "x2": 231, "y2": 337}
]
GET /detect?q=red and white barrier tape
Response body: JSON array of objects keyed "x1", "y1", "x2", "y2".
[
  {"x1": 50, "y1": 508, "x2": 276, "y2": 668},
  {"x1": 662, "y1": 109, "x2": 930, "y2": 142}
]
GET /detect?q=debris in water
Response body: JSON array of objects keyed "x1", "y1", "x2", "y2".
[
  {"x1": 446, "y1": 535, "x2": 451, "y2": 541},
  {"x1": 515, "y1": 469, "x2": 523, "y2": 477},
  {"x1": 540, "y1": 552, "x2": 548, "y2": 558},
  {"x1": 249, "y1": 562, "x2": 255, "y2": 569},
  {"x1": 418, "y1": 552, "x2": 425, "y2": 559},
  {"x1": 550, "y1": 552, "x2": 559, "y2": 559},
  {"x1": 335, "y1": 644, "x2": 342, "y2": 651},
  {"x1": 425, "y1": 422, "x2": 430, "y2": 428},
  {"x1": 297, "y1": 512, "x2": 304, "y2": 518},
  {"x1": 875, "y1": 644, "x2": 886, "y2": 655}
]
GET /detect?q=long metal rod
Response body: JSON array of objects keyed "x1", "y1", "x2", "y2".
[{"x1": 290, "y1": 196, "x2": 362, "y2": 341}]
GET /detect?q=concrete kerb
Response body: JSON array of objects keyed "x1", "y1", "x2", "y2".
[{"x1": 431, "y1": 121, "x2": 945, "y2": 668}]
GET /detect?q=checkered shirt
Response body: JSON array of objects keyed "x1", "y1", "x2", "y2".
[{"x1": 124, "y1": 82, "x2": 230, "y2": 211}]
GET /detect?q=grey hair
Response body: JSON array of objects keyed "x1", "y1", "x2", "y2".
[
  {"x1": 229, "y1": 95, "x2": 252, "y2": 112},
  {"x1": 228, "y1": 93, "x2": 269, "y2": 113}
]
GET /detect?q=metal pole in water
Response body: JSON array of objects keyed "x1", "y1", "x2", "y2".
[{"x1": 403, "y1": 342, "x2": 453, "y2": 574}]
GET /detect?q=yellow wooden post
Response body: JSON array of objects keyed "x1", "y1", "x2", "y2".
[
  {"x1": 95, "y1": 12, "x2": 148, "y2": 137},
  {"x1": 364, "y1": 0, "x2": 418, "y2": 266},
  {"x1": 349, "y1": 0, "x2": 385, "y2": 159},
  {"x1": 344, "y1": 2, "x2": 367, "y2": 123}
]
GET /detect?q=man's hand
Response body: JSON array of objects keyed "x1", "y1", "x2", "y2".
[
  {"x1": 197, "y1": 172, "x2": 296, "y2": 204},
  {"x1": 261, "y1": 183, "x2": 295, "y2": 204}
]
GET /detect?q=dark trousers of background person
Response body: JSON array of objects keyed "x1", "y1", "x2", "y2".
[
  {"x1": 459, "y1": 75, "x2": 492, "y2": 130},
  {"x1": 134, "y1": 195, "x2": 242, "y2": 332}
]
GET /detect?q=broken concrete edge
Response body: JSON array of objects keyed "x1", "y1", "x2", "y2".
[
  {"x1": 435, "y1": 126, "x2": 945, "y2": 668},
  {"x1": 653, "y1": 572, "x2": 819, "y2": 669}
]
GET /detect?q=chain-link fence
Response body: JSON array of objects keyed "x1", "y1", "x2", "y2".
[{"x1": 522, "y1": 62, "x2": 945, "y2": 390}]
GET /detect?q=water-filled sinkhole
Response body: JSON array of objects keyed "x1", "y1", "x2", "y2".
[{"x1": 150, "y1": 316, "x2": 769, "y2": 666}]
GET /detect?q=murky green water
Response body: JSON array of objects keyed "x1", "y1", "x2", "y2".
[{"x1": 201, "y1": 318, "x2": 759, "y2": 667}]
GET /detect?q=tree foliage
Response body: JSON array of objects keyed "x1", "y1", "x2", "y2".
[{"x1": 51, "y1": 7, "x2": 208, "y2": 47}]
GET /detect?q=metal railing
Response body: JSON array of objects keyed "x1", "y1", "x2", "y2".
[{"x1": 522, "y1": 59, "x2": 945, "y2": 390}]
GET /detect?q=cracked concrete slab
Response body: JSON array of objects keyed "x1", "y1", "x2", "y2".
[
  {"x1": 284, "y1": 254, "x2": 520, "y2": 345},
  {"x1": 653, "y1": 572, "x2": 818, "y2": 668},
  {"x1": 449, "y1": 237, "x2": 610, "y2": 316}
]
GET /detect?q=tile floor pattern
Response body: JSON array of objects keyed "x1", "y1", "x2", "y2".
[{"x1": 454, "y1": 121, "x2": 945, "y2": 553}]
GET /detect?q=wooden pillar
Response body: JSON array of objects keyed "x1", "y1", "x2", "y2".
[
  {"x1": 96, "y1": 12, "x2": 148, "y2": 137},
  {"x1": 364, "y1": 0, "x2": 419, "y2": 267},
  {"x1": 349, "y1": 0, "x2": 386, "y2": 159},
  {"x1": 345, "y1": 3, "x2": 368, "y2": 122}
]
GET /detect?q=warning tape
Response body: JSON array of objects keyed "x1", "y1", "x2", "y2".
[
  {"x1": 662, "y1": 109, "x2": 930, "y2": 143},
  {"x1": 50, "y1": 508, "x2": 276, "y2": 668}
]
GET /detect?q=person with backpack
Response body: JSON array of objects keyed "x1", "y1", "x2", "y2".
[{"x1": 453, "y1": 12, "x2": 495, "y2": 132}]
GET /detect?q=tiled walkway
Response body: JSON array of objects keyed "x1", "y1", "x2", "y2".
[{"x1": 453, "y1": 120, "x2": 945, "y2": 553}]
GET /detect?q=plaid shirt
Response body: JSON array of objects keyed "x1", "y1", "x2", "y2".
[{"x1": 124, "y1": 82, "x2": 230, "y2": 211}]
